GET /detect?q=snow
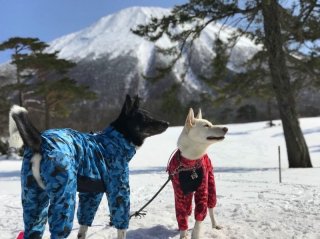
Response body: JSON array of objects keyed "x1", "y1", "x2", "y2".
[
  {"x1": 49, "y1": 7, "x2": 171, "y2": 62},
  {"x1": 48, "y1": 7, "x2": 260, "y2": 74},
  {"x1": 45, "y1": 7, "x2": 263, "y2": 95},
  {"x1": 1, "y1": 117, "x2": 320, "y2": 239},
  {"x1": 198, "y1": 22, "x2": 262, "y2": 71},
  {"x1": 0, "y1": 62, "x2": 15, "y2": 86}
]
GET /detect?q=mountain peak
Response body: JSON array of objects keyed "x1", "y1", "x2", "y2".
[
  {"x1": 49, "y1": 6, "x2": 259, "y2": 72},
  {"x1": 49, "y1": 7, "x2": 171, "y2": 61},
  {"x1": 96, "y1": 6, "x2": 170, "y2": 30}
]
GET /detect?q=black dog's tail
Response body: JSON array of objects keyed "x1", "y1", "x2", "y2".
[{"x1": 9, "y1": 105, "x2": 41, "y2": 152}]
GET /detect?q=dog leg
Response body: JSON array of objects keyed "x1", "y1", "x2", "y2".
[
  {"x1": 180, "y1": 230, "x2": 188, "y2": 239},
  {"x1": 208, "y1": 208, "x2": 222, "y2": 230},
  {"x1": 43, "y1": 155, "x2": 77, "y2": 238},
  {"x1": 77, "y1": 192, "x2": 104, "y2": 235},
  {"x1": 191, "y1": 220, "x2": 202, "y2": 239},
  {"x1": 77, "y1": 225, "x2": 88, "y2": 239},
  {"x1": 117, "y1": 229, "x2": 127, "y2": 239},
  {"x1": 21, "y1": 157, "x2": 49, "y2": 238}
]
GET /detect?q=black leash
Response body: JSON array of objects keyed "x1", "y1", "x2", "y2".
[
  {"x1": 129, "y1": 176, "x2": 171, "y2": 219},
  {"x1": 130, "y1": 149, "x2": 179, "y2": 219},
  {"x1": 129, "y1": 149, "x2": 203, "y2": 220}
]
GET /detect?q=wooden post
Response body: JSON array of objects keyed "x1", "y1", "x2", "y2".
[{"x1": 278, "y1": 146, "x2": 282, "y2": 183}]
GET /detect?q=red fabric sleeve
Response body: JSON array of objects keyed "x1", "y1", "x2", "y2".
[{"x1": 207, "y1": 156, "x2": 217, "y2": 208}]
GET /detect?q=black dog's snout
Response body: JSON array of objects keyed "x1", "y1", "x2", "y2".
[{"x1": 222, "y1": 127, "x2": 228, "y2": 133}]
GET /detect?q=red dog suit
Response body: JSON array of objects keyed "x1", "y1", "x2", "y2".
[{"x1": 167, "y1": 150, "x2": 217, "y2": 231}]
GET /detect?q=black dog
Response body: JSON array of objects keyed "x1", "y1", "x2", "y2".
[{"x1": 9, "y1": 95, "x2": 169, "y2": 239}]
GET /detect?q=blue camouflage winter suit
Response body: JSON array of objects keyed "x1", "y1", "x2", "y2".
[{"x1": 21, "y1": 127, "x2": 136, "y2": 239}]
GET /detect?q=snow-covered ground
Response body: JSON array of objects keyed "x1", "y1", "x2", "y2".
[{"x1": 0, "y1": 117, "x2": 319, "y2": 239}]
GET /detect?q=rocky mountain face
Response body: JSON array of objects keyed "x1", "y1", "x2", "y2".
[
  {"x1": 0, "y1": 7, "x2": 318, "y2": 131},
  {"x1": 48, "y1": 7, "x2": 260, "y2": 129}
]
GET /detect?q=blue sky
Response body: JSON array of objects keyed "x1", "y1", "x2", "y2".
[{"x1": 0, "y1": 0, "x2": 187, "y2": 63}]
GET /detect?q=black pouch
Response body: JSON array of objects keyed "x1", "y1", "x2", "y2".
[
  {"x1": 179, "y1": 167, "x2": 203, "y2": 195},
  {"x1": 77, "y1": 175, "x2": 105, "y2": 193}
]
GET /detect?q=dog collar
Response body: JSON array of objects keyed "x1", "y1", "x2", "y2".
[{"x1": 169, "y1": 150, "x2": 203, "y2": 177}]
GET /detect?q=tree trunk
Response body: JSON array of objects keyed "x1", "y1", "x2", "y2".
[
  {"x1": 261, "y1": 0, "x2": 312, "y2": 167},
  {"x1": 16, "y1": 64, "x2": 23, "y2": 106},
  {"x1": 14, "y1": 49, "x2": 23, "y2": 107},
  {"x1": 266, "y1": 99, "x2": 274, "y2": 127}
]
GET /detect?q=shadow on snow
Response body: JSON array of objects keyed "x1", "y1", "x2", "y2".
[
  {"x1": 0, "y1": 170, "x2": 20, "y2": 179},
  {"x1": 127, "y1": 225, "x2": 178, "y2": 239},
  {"x1": 130, "y1": 167, "x2": 278, "y2": 175},
  {"x1": 309, "y1": 145, "x2": 320, "y2": 153},
  {"x1": 272, "y1": 127, "x2": 320, "y2": 137}
]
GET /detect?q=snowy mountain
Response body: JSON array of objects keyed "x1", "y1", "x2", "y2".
[
  {"x1": 0, "y1": 62, "x2": 15, "y2": 87},
  {"x1": 0, "y1": 7, "x2": 262, "y2": 128},
  {"x1": 1, "y1": 117, "x2": 320, "y2": 238},
  {"x1": 1, "y1": 7, "x2": 319, "y2": 129},
  {"x1": 49, "y1": 7, "x2": 259, "y2": 74},
  {"x1": 50, "y1": 7, "x2": 169, "y2": 63},
  {"x1": 42, "y1": 7, "x2": 261, "y2": 128}
]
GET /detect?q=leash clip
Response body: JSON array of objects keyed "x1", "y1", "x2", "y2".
[{"x1": 130, "y1": 210, "x2": 147, "y2": 219}]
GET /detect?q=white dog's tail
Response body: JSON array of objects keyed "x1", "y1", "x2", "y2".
[
  {"x1": 9, "y1": 105, "x2": 45, "y2": 189},
  {"x1": 31, "y1": 153, "x2": 45, "y2": 189}
]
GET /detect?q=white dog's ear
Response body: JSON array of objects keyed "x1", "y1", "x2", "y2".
[
  {"x1": 196, "y1": 109, "x2": 202, "y2": 119},
  {"x1": 185, "y1": 108, "x2": 195, "y2": 128}
]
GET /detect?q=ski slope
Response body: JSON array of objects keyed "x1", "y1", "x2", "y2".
[{"x1": 0, "y1": 117, "x2": 319, "y2": 239}]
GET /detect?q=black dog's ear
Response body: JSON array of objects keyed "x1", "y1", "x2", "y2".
[
  {"x1": 121, "y1": 95, "x2": 133, "y2": 115},
  {"x1": 132, "y1": 95, "x2": 140, "y2": 109}
]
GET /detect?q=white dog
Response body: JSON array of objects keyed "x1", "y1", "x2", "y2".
[{"x1": 167, "y1": 108, "x2": 228, "y2": 239}]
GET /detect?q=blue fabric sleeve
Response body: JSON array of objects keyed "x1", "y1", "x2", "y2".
[
  {"x1": 107, "y1": 166, "x2": 130, "y2": 229},
  {"x1": 77, "y1": 192, "x2": 104, "y2": 226}
]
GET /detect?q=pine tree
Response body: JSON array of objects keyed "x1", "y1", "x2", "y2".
[
  {"x1": 33, "y1": 78, "x2": 96, "y2": 128},
  {"x1": 0, "y1": 93, "x2": 10, "y2": 132},
  {"x1": 18, "y1": 50, "x2": 96, "y2": 129},
  {"x1": 207, "y1": 44, "x2": 276, "y2": 126},
  {"x1": 132, "y1": 0, "x2": 320, "y2": 168},
  {"x1": 0, "y1": 37, "x2": 46, "y2": 106},
  {"x1": 0, "y1": 37, "x2": 97, "y2": 129}
]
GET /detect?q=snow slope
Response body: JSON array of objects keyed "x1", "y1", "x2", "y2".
[
  {"x1": 0, "y1": 117, "x2": 319, "y2": 239},
  {"x1": 49, "y1": 7, "x2": 260, "y2": 73}
]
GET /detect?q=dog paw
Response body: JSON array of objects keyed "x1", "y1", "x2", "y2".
[
  {"x1": 213, "y1": 224, "x2": 223, "y2": 230},
  {"x1": 77, "y1": 233, "x2": 85, "y2": 239},
  {"x1": 180, "y1": 231, "x2": 188, "y2": 239}
]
